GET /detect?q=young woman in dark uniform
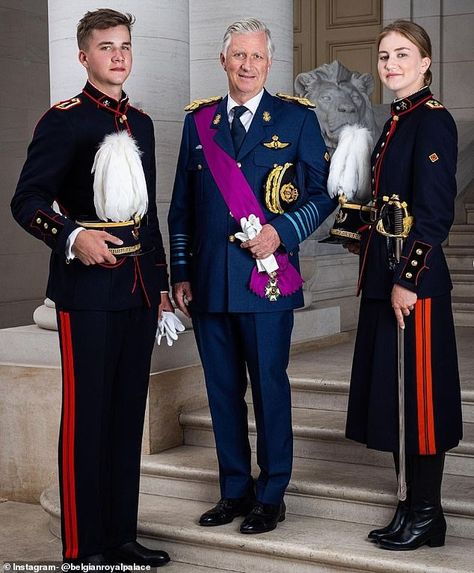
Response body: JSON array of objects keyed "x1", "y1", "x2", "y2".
[{"x1": 345, "y1": 20, "x2": 463, "y2": 550}]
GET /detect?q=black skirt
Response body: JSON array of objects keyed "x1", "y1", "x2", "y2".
[{"x1": 346, "y1": 295, "x2": 463, "y2": 454}]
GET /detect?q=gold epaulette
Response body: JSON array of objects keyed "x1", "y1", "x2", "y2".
[
  {"x1": 184, "y1": 96, "x2": 222, "y2": 112},
  {"x1": 425, "y1": 99, "x2": 445, "y2": 110},
  {"x1": 54, "y1": 97, "x2": 82, "y2": 111},
  {"x1": 276, "y1": 93, "x2": 316, "y2": 108}
]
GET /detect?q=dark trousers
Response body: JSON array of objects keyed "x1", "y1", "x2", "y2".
[
  {"x1": 56, "y1": 306, "x2": 157, "y2": 560},
  {"x1": 192, "y1": 310, "x2": 294, "y2": 505}
]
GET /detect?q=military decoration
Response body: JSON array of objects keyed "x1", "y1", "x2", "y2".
[
  {"x1": 265, "y1": 272, "x2": 281, "y2": 301},
  {"x1": 429, "y1": 153, "x2": 439, "y2": 163}
]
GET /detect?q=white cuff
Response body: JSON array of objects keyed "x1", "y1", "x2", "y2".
[{"x1": 65, "y1": 227, "x2": 85, "y2": 261}]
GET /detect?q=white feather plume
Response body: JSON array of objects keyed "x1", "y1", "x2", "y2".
[
  {"x1": 91, "y1": 131, "x2": 148, "y2": 222},
  {"x1": 327, "y1": 125, "x2": 373, "y2": 203}
]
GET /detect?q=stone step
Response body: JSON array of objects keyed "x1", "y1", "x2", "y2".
[
  {"x1": 445, "y1": 246, "x2": 474, "y2": 271},
  {"x1": 139, "y1": 445, "x2": 474, "y2": 539},
  {"x1": 451, "y1": 271, "x2": 474, "y2": 293},
  {"x1": 180, "y1": 407, "x2": 474, "y2": 477},
  {"x1": 288, "y1": 377, "x2": 474, "y2": 427},
  {"x1": 41, "y1": 488, "x2": 474, "y2": 573},
  {"x1": 465, "y1": 204, "x2": 474, "y2": 224},
  {"x1": 449, "y1": 225, "x2": 474, "y2": 247},
  {"x1": 452, "y1": 298, "x2": 474, "y2": 327}
]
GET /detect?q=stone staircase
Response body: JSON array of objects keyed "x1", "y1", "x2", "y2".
[
  {"x1": 447, "y1": 203, "x2": 474, "y2": 326},
  {"x1": 42, "y1": 329, "x2": 474, "y2": 572}
]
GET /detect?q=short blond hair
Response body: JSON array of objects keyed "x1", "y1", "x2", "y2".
[{"x1": 77, "y1": 9, "x2": 135, "y2": 50}]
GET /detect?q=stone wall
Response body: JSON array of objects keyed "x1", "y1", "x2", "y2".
[{"x1": 0, "y1": 0, "x2": 50, "y2": 328}]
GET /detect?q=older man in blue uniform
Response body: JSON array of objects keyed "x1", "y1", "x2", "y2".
[
  {"x1": 168, "y1": 18, "x2": 336, "y2": 534},
  {"x1": 11, "y1": 9, "x2": 171, "y2": 566}
]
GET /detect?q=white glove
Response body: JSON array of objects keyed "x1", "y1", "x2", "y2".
[
  {"x1": 156, "y1": 311, "x2": 186, "y2": 346},
  {"x1": 234, "y1": 214, "x2": 279, "y2": 274}
]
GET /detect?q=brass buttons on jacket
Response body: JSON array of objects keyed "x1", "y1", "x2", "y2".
[{"x1": 228, "y1": 235, "x2": 236, "y2": 243}]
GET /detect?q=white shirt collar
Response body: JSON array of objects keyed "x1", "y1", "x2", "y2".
[{"x1": 227, "y1": 90, "x2": 265, "y2": 122}]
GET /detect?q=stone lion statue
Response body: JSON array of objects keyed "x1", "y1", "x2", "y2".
[{"x1": 295, "y1": 60, "x2": 377, "y2": 153}]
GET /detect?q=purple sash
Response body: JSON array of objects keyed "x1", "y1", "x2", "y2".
[{"x1": 194, "y1": 103, "x2": 303, "y2": 298}]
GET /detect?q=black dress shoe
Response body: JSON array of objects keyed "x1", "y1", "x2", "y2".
[
  {"x1": 106, "y1": 541, "x2": 170, "y2": 567},
  {"x1": 240, "y1": 501, "x2": 286, "y2": 534},
  {"x1": 199, "y1": 494, "x2": 255, "y2": 526},
  {"x1": 368, "y1": 500, "x2": 410, "y2": 541}
]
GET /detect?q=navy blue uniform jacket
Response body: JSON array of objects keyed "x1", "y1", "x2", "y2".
[
  {"x1": 359, "y1": 87, "x2": 458, "y2": 299},
  {"x1": 11, "y1": 82, "x2": 168, "y2": 310},
  {"x1": 168, "y1": 90, "x2": 336, "y2": 313}
]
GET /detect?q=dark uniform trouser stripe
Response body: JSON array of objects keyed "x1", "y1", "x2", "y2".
[
  {"x1": 415, "y1": 299, "x2": 437, "y2": 455},
  {"x1": 59, "y1": 311, "x2": 79, "y2": 559}
]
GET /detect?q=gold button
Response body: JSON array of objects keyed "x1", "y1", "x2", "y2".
[
  {"x1": 36, "y1": 217, "x2": 42, "y2": 224},
  {"x1": 43, "y1": 223, "x2": 49, "y2": 229},
  {"x1": 228, "y1": 234, "x2": 235, "y2": 243},
  {"x1": 236, "y1": 162, "x2": 242, "y2": 168},
  {"x1": 393, "y1": 115, "x2": 399, "y2": 121},
  {"x1": 52, "y1": 228, "x2": 58, "y2": 235},
  {"x1": 411, "y1": 260, "x2": 418, "y2": 267},
  {"x1": 197, "y1": 164, "x2": 202, "y2": 170},
  {"x1": 416, "y1": 248, "x2": 423, "y2": 255},
  {"x1": 405, "y1": 272, "x2": 413, "y2": 279}
]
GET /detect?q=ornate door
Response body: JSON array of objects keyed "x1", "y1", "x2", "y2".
[{"x1": 294, "y1": 0, "x2": 382, "y2": 102}]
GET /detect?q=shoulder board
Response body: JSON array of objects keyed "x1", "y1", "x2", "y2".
[
  {"x1": 276, "y1": 93, "x2": 316, "y2": 108},
  {"x1": 184, "y1": 96, "x2": 222, "y2": 112},
  {"x1": 54, "y1": 97, "x2": 82, "y2": 111},
  {"x1": 425, "y1": 99, "x2": 445, "y2": 110}
]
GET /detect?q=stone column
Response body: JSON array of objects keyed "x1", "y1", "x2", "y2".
[{"x1": 35, "y1": 0, "x2": 190, "y2": 329}]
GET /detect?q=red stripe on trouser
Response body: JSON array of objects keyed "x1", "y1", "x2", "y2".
[
  {"x1": 59, "y1": 311, "x2": 79, "y2": 558},
  {"x1": 415, "y1": 299, "x2": 436, "y2": 455}
]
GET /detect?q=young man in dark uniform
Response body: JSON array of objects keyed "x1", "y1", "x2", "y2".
[{"x1": 11, "y1": 9, "x2": 171, "y2": 566}]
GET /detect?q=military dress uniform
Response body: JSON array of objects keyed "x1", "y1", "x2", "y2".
[
  {"x1": 11, "y1": 82, "x2": 168, "y2": 560},
  {"x1": 345, "y1": 86, "x2": 463, "y2": 550},
  {"x1": 168, "y1": 89, "x2": 336, "y2": 509}
]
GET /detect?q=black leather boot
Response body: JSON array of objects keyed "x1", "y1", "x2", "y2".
[
  {"x1": 379, "y1": 453, "x2": 446, "y2": 551},
  {"x1": 369, "y1": 453, "x2": 411, "y2": 541}
]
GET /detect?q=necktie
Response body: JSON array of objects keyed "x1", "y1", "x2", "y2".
[{"x1": 231, "y1": 105, "x2": 248, "y2": 154}]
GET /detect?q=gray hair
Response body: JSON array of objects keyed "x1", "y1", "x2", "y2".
[{"x1": 221, "y1": 18, "x2": 274, "y2": 60}]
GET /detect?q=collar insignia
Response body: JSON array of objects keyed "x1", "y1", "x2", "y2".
[
  {"x1": 263, "y1": 135, "x2": 290, "y2": 149},
  {"x1": 263, "y1": 111, "x2": 271, "y2": 122},
  {"x1": 212, "y1": 113, "x2": 221, "y2": 125}
]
